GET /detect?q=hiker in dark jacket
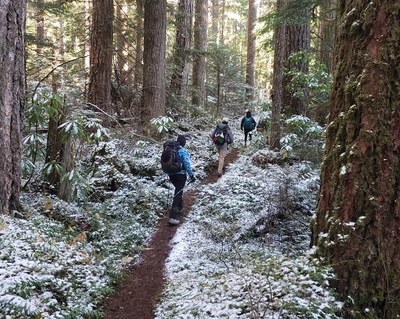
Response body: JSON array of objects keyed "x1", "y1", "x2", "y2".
[
  {"x1": 210, "y1": 118, "x2": 234, "y2": 177},
  {"x1": 168, "y1": 135, "x2": 195, "y2": 226},
  {"x1": 240, "y1": 109, "x2": 257, "y2": 146}
]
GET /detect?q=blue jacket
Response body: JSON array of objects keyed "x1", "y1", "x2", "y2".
[{"x1": 175, "y1": 147, "x2": 194, "y2": 177}]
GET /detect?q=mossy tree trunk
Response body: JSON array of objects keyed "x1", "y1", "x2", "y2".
[{"x1": 313, "y1": 0, "x2": 400, "y2": 316}]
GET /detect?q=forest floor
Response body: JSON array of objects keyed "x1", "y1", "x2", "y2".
[{"x1": 102, "y1": 149, "x2": 240, "y2": 319}]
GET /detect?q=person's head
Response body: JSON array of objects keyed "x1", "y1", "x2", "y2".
[
  {"x1": 177, "y1": 135, "x2": 186, "y2": 147},
  {"x1": 221, "y1": 117, "x2": 229, "y2": 124},
  {"x1": 245, "y1": 109, "x2": 251, "y2": 116}
]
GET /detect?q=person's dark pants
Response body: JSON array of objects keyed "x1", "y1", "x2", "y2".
[
  {"x1": 244, "y1": 129, "x2": 253, "y2": 145},
  {"x1": 169, "y1": 173, "x2": 187, "y2": 219}
]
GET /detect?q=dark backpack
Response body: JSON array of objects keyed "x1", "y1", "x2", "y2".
[
  {"x1": 161, "y1": 141, "x2": 182, "y2": 174},
  {"x1": 213, "y1": 126, "x2": 229, "y2": 145},
  {"x1": 243, "y1": 117, "x2": 254, "y2": 131}
]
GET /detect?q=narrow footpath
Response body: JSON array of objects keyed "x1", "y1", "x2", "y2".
[{"x1": 102, "y1": 149, "x2": 240, "y2": 319}]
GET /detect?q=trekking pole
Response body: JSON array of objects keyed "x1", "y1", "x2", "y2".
[{"x1": 172, "y1": 179, "x2": 195, "y2": 199}]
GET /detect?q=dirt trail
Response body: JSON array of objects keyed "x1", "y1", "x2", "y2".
[{"x1": 102, "y1": 149, "x2": 239, "y2": 319}]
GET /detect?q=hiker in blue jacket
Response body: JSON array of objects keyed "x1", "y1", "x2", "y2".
[
  {"x1": 168, "y1": 135, "x2": 195, "y2": 226},
  {"x1": 240, "y1": 109, "x2": 257, "y2": 146}
]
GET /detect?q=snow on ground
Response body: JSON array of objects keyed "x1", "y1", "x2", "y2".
[
  {"x1": 0, "y1": 123, "x2": 342, "y2": 318},
  {"x1": 155, "y1": 154, "x2": 342, "y2": 318}
]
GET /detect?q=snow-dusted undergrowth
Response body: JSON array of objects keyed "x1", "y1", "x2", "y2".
[
  {"x1": 155, "y1": 154, "x2": 342, "y2": 318},
  {"x1": 0, "y1": 121, "x2": 342, "y2": 319}
]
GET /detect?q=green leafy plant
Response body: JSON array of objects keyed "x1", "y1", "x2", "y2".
[{"x1": 150, "y1": 116, "x2": 176, "y2": 133}]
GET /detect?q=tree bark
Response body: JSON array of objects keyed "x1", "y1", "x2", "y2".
[
  {"x1": 282, "y1": 8, "x2": 311, "y2": 116},
  {"x1": 313, "y1": 0, "x2": 400, "y2": 316},
  {"x1": 210, "y1": 0, "x2": 219, "y2": 42},
  {"x1": 134, "y1": 0, "x2": 144, "y2": 92},
  {"x1": 0, "y1": 0, "x2": 25, "y2": 214},
  {"x1": 269, "y1": 0, "x2": 285, "y2": 150},
  {"x1": 245, "y1": 0, "x2": 257, "y2": 102},
  {"x1": 169, "y1": 0, "x2": 193, "y2": 113},
  {"x1": 141, "y1": 0, "x2": 167, "y2": 123},
  {"x1": 317, "y1": 0, "x2": 336, "y2": 74},
  {"x1": 88, "y1": 0, "x2": 114, "y2": 126},
  {"x1": 192, "y1": 0, "x2": 208, "y2": 108}
]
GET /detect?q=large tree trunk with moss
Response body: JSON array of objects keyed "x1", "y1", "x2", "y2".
[
  {"x1": 88, "y1": 0, "x2": 114, "y2": 126},
  {"x1": 312, "y1": 0, "x2": 400, "y2": 316},
  {"x1": 192, "y1": 0, "x2": 208, "y2": 108},
  {"x1": 141, "y1": 0, "x2": 166, "y2": 124},
  {"x1": 0, "y1": 0, "x2": 25, "y2": 214}
]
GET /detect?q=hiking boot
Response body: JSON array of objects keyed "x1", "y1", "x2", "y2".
[{"x1": 168, "y1": 218, "x2": 179, "y2": 226}]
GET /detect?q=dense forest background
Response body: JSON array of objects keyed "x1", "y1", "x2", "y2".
[{"x1": 0, "y1": 0, "x2": 399, "y2": 318}]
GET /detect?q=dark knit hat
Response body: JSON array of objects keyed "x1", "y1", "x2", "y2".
[{"x1": 177, "y1": 135, "x2": 186, "y2": 147}]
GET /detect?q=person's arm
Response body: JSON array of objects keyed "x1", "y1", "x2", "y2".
[
  {"x1": 228, "y1": 128, "x2": 234, "y2": 144},
  {"x1": 252, "y1": 117, "x2": 257, "y2": 129},
  {"x1": 180, "y1": 148, "x2": 194, "y2": 177},
  {"x1": 240, "y1": 117, "x2": 244, "y2": 130}
]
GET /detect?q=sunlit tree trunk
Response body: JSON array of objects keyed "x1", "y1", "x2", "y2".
[
  {"x1": 169, "y1": 0, "x2": 193, "y2": 113},
  {"x1": 313, "y1": 0, "x2": 400, "y2": 316},
  {"x1": 245, "y1": 0, "x2": 256, "y2": 102},
  {"x1": 84, "y1": 0, "x2": 91, "y2": 73},
  {"x1": 269, "y1": 0, "x2": 285, "y2": 150},
  {"x1": 141, "y1": 0, "x2": 166, "y2": 123},
  {"x1": 192, "y1": 0, "x2": 208, "y2": 108},
  {"x1": 88, "y1": 0, "x2": 114, "y2": 126},
  {"x1": 0, "y1": 0, "x2": 25, "y2": 214}
]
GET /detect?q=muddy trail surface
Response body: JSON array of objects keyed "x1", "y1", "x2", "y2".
[{"x1": 103, "y1": 149, "x2": 240, "y2": 319}]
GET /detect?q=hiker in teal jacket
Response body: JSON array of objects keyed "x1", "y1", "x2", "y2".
[
  {"x1": 240, "y1": 109, "x2": 257, "y2": 146},
  {"x1": 168, "y1": 135, "x2": 195, "y2": 226}
]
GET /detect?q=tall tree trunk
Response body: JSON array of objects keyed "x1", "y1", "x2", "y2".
[
  {"x1": 210, "y1": 0, "x2": 219, "y2": 42},
  {"x1": 84, "y1": 0, "x2": 91, "y2": 73},
  {"x1": 35, "y1": 0, "x2": 44, "y2": 54},
  {"x1": 318, "y1": 0, "x2": 336, "y2": 74},
  {"x1": 219, "y1": 0, "x2": 225, "y2": 45},
  {"x1": 134, "y1": 0, "x2": 143, "y2": 92},
  {"x1": 192, "y1": 0, "x2": 208, "y2": 108},
  {"x1": 141, "y1": 0, "x2": 167, "y2": 124},
  {"x1": 282, "y1": 8, "x2": 311, "y2": 116},
  {"x1": 0, "y1": 0, "x2": 25, "y2": 214},
  {"x1": 169, "y1": 0, "x2": 193, "y2": 114},
  {"x1": 245, "y1": 0, "x2": 256, "y2": 102},
  {"x1": 269, "y1": 0, "x2": 285, "y2": 150},
  {"x1": 313, "y1": 0, "x2": 400, "y2": 316},
  {"x1": 88, "y1": 0, "x2": 114, "y2": 126}
]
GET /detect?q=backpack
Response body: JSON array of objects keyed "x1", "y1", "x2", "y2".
[
  {"x1": 161, "y1": 140, "x2": 182, "y2": 174},
  {"x1": 213, "y1": 126, "x2": 229, "y2": 145},
  {"x1": 243, "y1": 117, "x2": 254, "y2": 131}
]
